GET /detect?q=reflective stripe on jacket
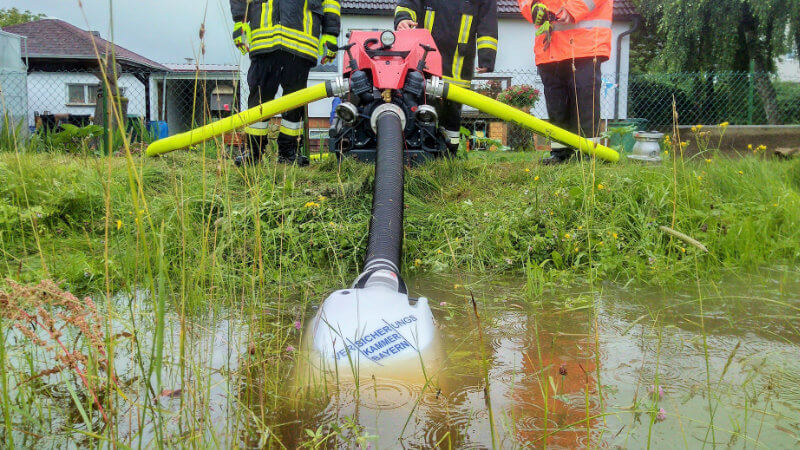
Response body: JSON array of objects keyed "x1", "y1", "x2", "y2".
[
  {"x1": 518, "y1": 0, "x2": 611, "y2": 64},
  {"x1": 231, "y1": 0, "x2": 341, "y2": 62},
  {"x1": 394, "y1": 0, "x2": 498, "y2": 86}
]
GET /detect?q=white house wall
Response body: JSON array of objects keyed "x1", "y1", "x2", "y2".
[
  {"x1": 235, "y1": 15, "x2": 633, "y2": 122},
  {"x1": 26, "y1": 72, "x2": 147, "y2": 126}
]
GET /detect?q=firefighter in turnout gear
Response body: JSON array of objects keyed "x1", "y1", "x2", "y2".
[
  {"x1": 395, "y1": 0, "x2": 498, "y2": 156},
  {"x1": 230, "y1": 0, "x2": 341, "y2": 166},
  {"x1": 518, "y1": 0, "x2": 612, "y2": 164}
]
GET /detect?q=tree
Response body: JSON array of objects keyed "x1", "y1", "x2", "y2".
[
  {"x1": 632, "y1": 0, "x2": 800, "y2": 124},
  {"x1": 0, "y1": 8, "x2": 45, "y2": 28}
]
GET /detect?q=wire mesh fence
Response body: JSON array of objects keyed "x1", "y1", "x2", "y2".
[{"x1": 2, "y1": 66, "x2": 799, "y2": 152}]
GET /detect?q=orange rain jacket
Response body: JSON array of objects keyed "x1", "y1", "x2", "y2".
[{"x1": 518, "y1": 0, "x2": 612, "y2": 65}]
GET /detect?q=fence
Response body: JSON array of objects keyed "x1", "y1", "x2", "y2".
[{"x1": 1, "y1": 67, "x2": 799, "y2": 151}]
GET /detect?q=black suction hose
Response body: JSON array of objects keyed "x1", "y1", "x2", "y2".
[{"x1": 363, "y1": 110, "x2": 405, "y2": 275}]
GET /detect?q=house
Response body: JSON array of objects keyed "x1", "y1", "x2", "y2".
[
  {"x1": 0, "y1": 29, "x2": 28, "y2": 134},
  {"x1": 2, "y1": 19, "x2": 168, "y2": 129},
  {"x1": 159, "y1": 64, "x2": 242, "y2": 134},
  {"x1": 288, "y1": 0, "x2": 640, "y2": 126}
]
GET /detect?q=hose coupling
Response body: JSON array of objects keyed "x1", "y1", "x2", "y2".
[
  {"x1": 425, "y1": 76, "x2": 445, "y2": 99},
  {"x1": 328, "y1": 77, "x2": 350, "y2": 97},
  {"x1": 370, "y1": 103, "x2": 406, "y2": 133}
]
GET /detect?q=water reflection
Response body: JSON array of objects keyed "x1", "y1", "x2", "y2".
[{"x1": 272, "y1": 270, "x2": 800, "y2": 448}]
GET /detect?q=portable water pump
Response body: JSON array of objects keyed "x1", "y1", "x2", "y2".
[
  {"x1": 329, "y1": 29, "x2": 447, "y2": 164},
  {"x1": 145, "y1": 29, "x2": 621, "y2": 373}
]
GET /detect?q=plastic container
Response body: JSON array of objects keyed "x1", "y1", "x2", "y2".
[
  {"x1": 607, "y1": 118, "x2": 648, "y2": 154},
  {"x1": 147, "y1": 121, "x2": 169, "y2": 140}
]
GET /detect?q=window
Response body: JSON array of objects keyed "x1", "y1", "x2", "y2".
[{"x1": 66, "y1": 84, "x2": 124, "y2": 105}]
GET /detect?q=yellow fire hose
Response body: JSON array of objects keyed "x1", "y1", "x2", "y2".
[
  {"x1": 438, "y1": 81, "x2": 620, "y2": 162},
  {"x1": 146, "y1": 80, "x2": 344, "y2": 156}
]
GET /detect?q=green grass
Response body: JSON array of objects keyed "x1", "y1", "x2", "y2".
[{"x1": 1, "y1": 148, "x2": 799, "y2": 300}]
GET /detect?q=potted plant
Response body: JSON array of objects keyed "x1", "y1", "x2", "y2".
[{"x1": 497, "y1": 85, "x2": 541, "y2": 149}]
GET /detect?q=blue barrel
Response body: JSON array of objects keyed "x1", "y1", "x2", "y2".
[{"x1": 147, "y1": 121, "x2": 169, "y2": 140}]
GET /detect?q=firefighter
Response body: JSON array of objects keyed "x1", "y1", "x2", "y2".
[
  {"x1": 518, "y1": 0, "x2": 612, "y2": 164},
  {"x1": 230, "y1": 0, "x2": 341, "y2": 166},
  {"x1": 395, "y1": 0, "x2": 498, "y2": 157}
]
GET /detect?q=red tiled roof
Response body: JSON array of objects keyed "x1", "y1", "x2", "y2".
[
  {"x1": 2, "y1": 19, "x2": 167, "y2": 71},
  {"x1": 341, "y1": 0, "x2": 639, "y2": 18}
]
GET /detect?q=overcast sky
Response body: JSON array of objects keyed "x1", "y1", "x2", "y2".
[{"x1": 2, "y1": 0, "x2": 242, "y2": 65}]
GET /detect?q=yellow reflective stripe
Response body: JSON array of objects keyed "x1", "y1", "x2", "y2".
[
  {"x1": 477, "y1": 36, "x2": 497, "y2": 51},
  {"x1": 395, "y1": 6, "x2": 417, "y2": 22},
  {"x1": 266, "y1": 0, "x2": 273, "y2": 28},
  {"x1": 442, "y1": 75, "x2": 471, "y2": 88},
  {"x1": 424, "y1": 10, "x2": 435, "y2": 31},
  {"x1": 323, "y1": 0, "x2": 340, "y2": 15},
  {"x1": 280, "y1": 126, "x2": 303, "y2": 137},
  {"x1": 303, "y1": 1, "x2": 310, "y2": 35},
  {"x1": 250, "y1": 36, "x2": 319, "y2": 59},
  {"x1": 452, "y1": 15, "x2": 473, "y2": 80},
  {"x1": 245, "y1": 126, "x2": 270, "y2": 136},
  {"x1": 252, "y1": 26, "x2": 320, "y2": 48}
]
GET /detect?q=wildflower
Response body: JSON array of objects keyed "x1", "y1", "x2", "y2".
[
  {"x1": 574, "y1": 247, "x2": 579, "y2": 253},
  {"x1": 598, "y1": 241, "x2": 604, "y2": 246},
  {"x1": 286, "y1": 345, "x2": 295, "y2": 352},
  {"x1": 773, "y1": 203, "x2": 778, "y2": 207},
  {"x1": 578, "y1": 225, "x2": 583, "y2": 230},
  {"x1": 663, "y1": 150, "x2": 669, "y2": 157},
  {"x1": 414, "y1": 258, "x2": 422, "y2": 266},
  {"x1": 681, "y1": 247, "x2": 686, "y2": 253},
  {"x1": 656, "y1": 408, "x2": 667, "y2": 422},
  {"x1": 597, "y1": 183, "x2": 605, "y2": 190},
  {"x1": 437, "y1": 249, "x2": 443, "y2": 254},
  {"x1": 559, "y1": 363, "x2": 568, "y2": 376},
  {"x1": 525, "y1": 168, "x2": 530, "y2": 173},
  {"x1": 705, "y1": 159, "x2": 712, "y2": 163},
  {"x1": 116, "y1": 220, "x2": 122, "y2": 230},
  {"x1": 719, "y1": 121, "x2": 729, "y2": 128},
  {"x1": 738, "y1": 170, "x2": 743, "y2": 175},
  {"x1": 680, "y1": 142, "x2": 688, "y2": 149},
  {"x1": 564, "y1": 233, "x2": 571, "y2": 239},
  {"x1": 294, "y1": 321, "x2": 301, "y2": 330},
  {"x1": 329, "y1": 221, "x2": 335, "y2": 226},
  {"x1": 648, "y1": 384, "x2": 665, "y2": 399},
  {"x1": 454, "y1": 284, "x2": 461, "y2": 289},
  {"x1": 534, "y1": 175, "x2": 540, "y2": 181},
  {"x1": 439, "y1": 301, "x2": 447, "y2": 306},
  {"x1": 612, "y1": 233, "x2": 618, "y2": 239},
  {"x1": 747, "y1": 144, "x2": 753, "y2": 151},
  {"x1": 697, "y1": 124, "x2": 703, "y2": 130},
  {"x1": 318, "y1": 195, "x2": 327, "y2": 201},
  {"x1": 690, "y1": 126, "x2": 697, "y2": 133},
  {"x1": 304, "y1": 201, "x2": 319, "y2": 208},
  {"x1": 697, "y1": 175, "x2": 703, "y2": 181}
]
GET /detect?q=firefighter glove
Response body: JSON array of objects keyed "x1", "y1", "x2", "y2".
[
  {"x1": 531, "y1": 3, "x2": 550, "y2": 27},
  {"x1": 319, "y1": 35, "x2": 338, "y2": 64},
  {"x1": 232, "y1": 22, "x2": 250, "y2": 55}
]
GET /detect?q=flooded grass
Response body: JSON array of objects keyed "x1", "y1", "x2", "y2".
[{"x1": 1, "y1": 145, "x2": 800, "y2": 447}]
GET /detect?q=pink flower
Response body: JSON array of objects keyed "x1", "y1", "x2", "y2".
[
  {"x1": 294, "y1": 320, "x2": 302, "y2": 330},
  {"x1": 286, "y1": 345, "x2": 295, "y2": 352},
  {"x1": 439, "y1": 301, "x2": 447, "y2": 306},
  {"x1": 648, "y1": 384, "x2": 665, "y2": 399},
  {"x1": 656, "y1": 408, "x2": 667, "y2": 422}
]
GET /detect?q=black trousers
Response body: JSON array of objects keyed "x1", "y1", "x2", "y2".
[
  {"x1": 247, "y1": 51, "x2": 313, "y2": 157},
  {"x1": 537, "y1": 57, "x2": 602, "y2": 154}
]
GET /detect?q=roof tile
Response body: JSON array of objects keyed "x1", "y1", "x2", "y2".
[
  {"x1": 340, "y1": 0, "x2": 639, "y2": 18},
  {"x1": 2, "y1": 19, "x2": 167, "y2": 71}
]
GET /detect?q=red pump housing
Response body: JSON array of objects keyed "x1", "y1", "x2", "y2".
[{"x1": 343, "y1": 29, "x2": 443, "y2": 90}]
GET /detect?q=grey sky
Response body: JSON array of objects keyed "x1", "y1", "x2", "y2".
[{"x1": 1, "y1": 0, "x2": 242, "y2": 65}]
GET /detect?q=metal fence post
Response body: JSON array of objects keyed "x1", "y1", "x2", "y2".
[{"x1": 748, "y1": 61, "x2": 755, "y2": 125}]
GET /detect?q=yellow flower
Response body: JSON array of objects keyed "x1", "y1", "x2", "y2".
[
  {"x1": 597, "y1": 183, "x2": 605, "y2": 190},
  {"x1": 578, "y1": 225, "x2": 583, "y2": 230},
  {"x1": 454, "y1": 284, "x2": 461, "y2": 289},
  {"x1": 318, "y1": 195, "x2": 327, "y2": 202},
  {"x1": 598, "y1": 241, "x2": 604, "y2": 246},
  {"x1": 437, "y1": 249, "x2": 443, "y2": 254},
  {"x1": 738, "y1": 170, "x2": 744, "y2": 175},
  {"x1": 663, "y1": 150, "x2": 669, "y2": 157},
  {"x1": 304, "y1": 201, "x2": 320, "y2": 208},
  {"x1": 574, "y1": 247, "x2": 579, "y2": 253},
  {"x1": 414, "y1": 258, "x2": 422, "y2": 266},
  {"x1": 534, "y1": 175, "x2": 540, "y2": 181},
  {"x1": 747, "y1": 144, "x2": 753, "y2": 151},
  {"x1": 564, "y1": 233, "x2": 571, "y2": 239},
  {"x1": 697, "y1": 175, "x2": 703, "y2": 181},
  {"x1": 757, "y1": 145, "x2": 767, "y2": 152},
  {"x1": 680, "y1": 142, "x2": 689, "y2": 149},
  {"x1": 719, "y1": 121, "x2": 729, "y2": 128},
  {"x1": 697, "y1": 124, "x2": 703, "y2": 130},
  {"x1": 525, "y1": 168, "x2": 530, "y2": 173},
  {"x1": 690, "y1": 126, "x2": 697, "y2": 133},
  {"x1": 773, "y1": 203, "x2": 779, "y2": 207},
  {"x1": 329, "y1": 221, "x2": 335, "y2": 226},
  {"x1": 681, "y1": 247, "x2": 686, "y2": 253},
  {"x1": 705, "y1": 159, "x2": 712, "y2": 163},
  {"x1": 116, "y1": 220, "x2": 122, "y2": 230},
  {"x1": 612, "y1": 232, "x2": 618, "y2": 239}
]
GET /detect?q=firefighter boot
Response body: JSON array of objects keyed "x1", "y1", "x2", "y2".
[
  {"x1": 277, "y1": 133, "x2": 309, "y2": 167},
  {"x1": 235, "y1": 134, "x2": 265, "y2": 167}
]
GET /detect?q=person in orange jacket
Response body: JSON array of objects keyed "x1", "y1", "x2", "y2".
[{"x1": 518, "y1": 0, "x2": 612, "y2": 164}]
